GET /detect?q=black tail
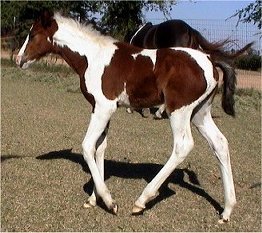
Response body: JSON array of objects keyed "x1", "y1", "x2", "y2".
[
  {"x1": 193, "y1": 29, "x2": 254, "y2": 116},
  {"x1": 215, "y1": 61, "x2": 237, "y2": 116},
  {"x1": 193, "y1": 29, "x2": 253, "y2": 63}
]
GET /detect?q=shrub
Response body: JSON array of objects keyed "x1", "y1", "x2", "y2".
[{"x1": 234, "y1": 54, "x2": 261, "y2": 71}]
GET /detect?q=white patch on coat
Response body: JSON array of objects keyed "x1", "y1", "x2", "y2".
[
  {"x1": 53, "y1": 13, "x2": 116, "y2": 58},
  {"x1": 17, "y1": 35, "x2": 29, "y2": 57},
  {"x1": 132, "y1": 49, "x2": 157, "y2": 66},
  {"x1": 52, "y1": 13, "x2": 118, "y2": 107},
  {"x1": 16, "y1": 35, "x2": 36, "y2": 69},
  {"x1": 16, "y1": 26, "x2": 36, "y2": 68},
  {"x1": 173, "y1": 47, "x2": 215, "y2": 90}
]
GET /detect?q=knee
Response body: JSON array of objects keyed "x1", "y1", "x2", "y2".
[
  {"x1": 215, "y1": 135, "x2": 229, "y2": 155},
  {"x1": 213, "y1": 136, "x2": 230, "y2": 164},
  {"x1": 82, "y1": 139, "x2": 95, "y2": 161},
  {"x1": 175, "y1": 135, "x2": 194, "y2": 160},
  {"x1": 96, "y1": 139, "x2": 107, "y2": 157}
]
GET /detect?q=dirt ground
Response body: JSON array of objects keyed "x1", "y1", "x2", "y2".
[{"x1": 1, "y1": 59, "x2": 261, "y2": 231}]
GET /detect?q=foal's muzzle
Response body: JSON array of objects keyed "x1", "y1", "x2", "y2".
[
  {"x1": 16, "y1": 54, "x2": 35, "y2": 69},
  {"x1": 16, "y1": 55, "x2": 24, "y2": 67}
]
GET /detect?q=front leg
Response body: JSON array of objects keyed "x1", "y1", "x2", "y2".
[
  {"x1": 82, "y1": 104, "x2": 118, "y2": 214},
  {"x1": 84, "y1": 123, "x2": 109, "y2": 208}
]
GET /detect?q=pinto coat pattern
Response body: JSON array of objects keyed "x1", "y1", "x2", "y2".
[{"x1": 16, "y1": 11, "x2": 240, "y2": 223}]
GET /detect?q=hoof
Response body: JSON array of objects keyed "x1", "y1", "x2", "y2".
[
  {"x1": 109, "y1": 203, "x2": 118, "y2": 215},
  {"x1": 126, "y1": 108, "x2": 133, "y2": 114},
  {"x1": 154, "y1": 113, "x2": 162, "y2": 119},
  {"x1": 141, "y1": 108, "x2": 150, "y2": 118},
  {"x1": 83, "y1": 202, "x2": 95, "y2": 209},
  {"x1": 218, "y1": 217, "x2": 229, "y2": 224},
  {"x1": 83, "y1": 199, "x2": 96, "y2": 208},
  {"x1": 132, "y1": 205, "x2": 145, "y2": 215}
]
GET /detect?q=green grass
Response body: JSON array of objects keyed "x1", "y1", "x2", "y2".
[{"x1": 1, "y1": 58, "x2": 80, "y2": 92}]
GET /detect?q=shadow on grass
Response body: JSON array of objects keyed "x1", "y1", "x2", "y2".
[
  {"x1": 35, "y1": 148, "x2": 224, "y2": 215},
  {"x1": 1, "y1": 155, "x2": 22, "y2": 162}
]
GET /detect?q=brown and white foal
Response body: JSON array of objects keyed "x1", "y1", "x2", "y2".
[{"x1": 16, "y1": 11, "x2": 236, "y2": 223}]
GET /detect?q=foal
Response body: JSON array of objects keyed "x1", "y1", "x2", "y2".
[{"x1": 17, "y1": 11, "x2": 237, "y2": 223}]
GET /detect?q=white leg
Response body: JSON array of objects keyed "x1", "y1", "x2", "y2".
[
  {"x1": 192, "y1": 104, "x2": 236, "y2": 223},
  {"x1": 133, "y1": 107, "x2": 194, "y2": 213},
  {"x1": 84, "y1": 130, "x2": 108, "y2": 208},
  {"x1": 141, "y1": 108, "x2": 150, "y2": 118},
  {"x1": 82, "y1": 104, "x2": 118, "y2": 213},
  {"x1": 126, "y1": 107, "x2": 133, "y2": 114},
  {"x1": 154, "y1": 104, "x2": 165, "y2": 119}
]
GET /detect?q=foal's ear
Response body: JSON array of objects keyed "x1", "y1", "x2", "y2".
[{"x1": 40, "y1": 10, "x2": 54, "y2": 28}]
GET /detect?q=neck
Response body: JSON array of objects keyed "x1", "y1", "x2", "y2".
[
  {"x1": 51, "y1": 44, "x2": 96, "y2": 107},
  {"x1": 53, "y1": 44, "x2": 87, "y2": 78}
]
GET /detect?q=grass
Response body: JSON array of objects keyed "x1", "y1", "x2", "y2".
[{"x1": 1, "y1": 60, "x2": 261, "y2": 231}]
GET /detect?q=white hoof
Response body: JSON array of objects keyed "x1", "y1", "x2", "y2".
[
  {"x1": 110, "y1": 203, "x2": 118, "y2": 215},
  {"x1": 83, "y1": 199, "x2": 96, "y2": 208},
  {"x1": 218, "y1": 217, "x2": 229, "y2": 224},
  {"x1": 154, "y1": 112, "x2": 162, "y2": 119},
  {"x1": 132, "y1": 204, "x2": 145, "y2": 215},
  {"x1": 126, "y1": 108, "x2": 133, "y2": 114}
]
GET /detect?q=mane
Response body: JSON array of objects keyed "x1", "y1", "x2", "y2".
[{"x1": 53, "y1": 12, "x2": 116, "y2": 46}]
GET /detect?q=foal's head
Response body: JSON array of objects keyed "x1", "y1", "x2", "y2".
[{"x1": 16, "y1": 10, "x2": 58, "y2": 69}]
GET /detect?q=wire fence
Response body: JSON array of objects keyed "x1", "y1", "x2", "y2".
[
  {"x1": 149, "y1": 18, "x2": 261, "y2": 52},
  {"x1": 148, "y1": 18, "x2": 261, "y2": 90}
]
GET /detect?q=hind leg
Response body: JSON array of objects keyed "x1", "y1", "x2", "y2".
[
  {"x1": 133, "y1": 107, "x2": 194, "y2": 213},
  {"x1": 154, "y1": 104, "x2": 165, "y2": 119},
  {"x1": 192, "y1": 103, "x2": 236, "y2": 223}
]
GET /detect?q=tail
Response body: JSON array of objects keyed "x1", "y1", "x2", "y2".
[
  {"x1": 215, "y1": 61, "x2": 237, "y2": 116},
  {"x1": 193, "y1": 29, "x2": 253, "y2": 63},
  {"x1": 193, "y1": 29, "x2": 254, "y2": 116}
]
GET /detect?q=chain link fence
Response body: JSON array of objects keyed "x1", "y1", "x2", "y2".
[{"x1": 148, "y1": 18, "x2": 261, "y2": 90}]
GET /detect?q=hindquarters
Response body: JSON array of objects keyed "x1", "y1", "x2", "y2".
[{"x1": 155, "y1": 49, "x2": 216, "y2": 114}]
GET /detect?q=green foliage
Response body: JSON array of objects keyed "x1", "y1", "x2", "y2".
[
  {"x1": 235, "y1": 54, "x2": 261, "y2": 71},
  {"x1": 95, "y1": 1, "x2": 176, "y2": 39},
  {"x1": 1, "y1": 1, "x2": 94, "y2": 43},
  {"x1": 232, "y1": 0, "x2": 262, "y2": 29},
  {"x1": 97, "y1": 1, "x2": 144, "y2": 39},
  {"x1": 1, "y1": 0, "x2": 176, "y2": 45}
]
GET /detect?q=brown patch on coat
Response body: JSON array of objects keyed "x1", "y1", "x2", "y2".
[
  {"x1": 53, "y1": 45, "x2": 95, "y2": 109},
  {"x1": 154, "y1": 49, "x2": 207, "y2": 113},
  {"x1": 102, "y1": 45, "x2": 208, "y2": 113},
  {"x1": 102, "y1": 42, "x2": 163, "y2": 108}
]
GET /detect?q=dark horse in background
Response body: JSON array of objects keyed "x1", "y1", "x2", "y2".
[{"x1": 125, "y1": 19, "x2": 252, "y2": 118}]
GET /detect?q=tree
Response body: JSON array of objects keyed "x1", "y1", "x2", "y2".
[
  {"x1": 1, "y1": 1, "x2": 97, "y2": 40},
  {"x1": 1, "y1": 0, "x2": 176, "y2": 45},
  {"x1": 232, "y1": 0, "x2": 261, "y2": 29},
  {"x1": 95, "y1": 1, "x2": 176, "y2": 39}
]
